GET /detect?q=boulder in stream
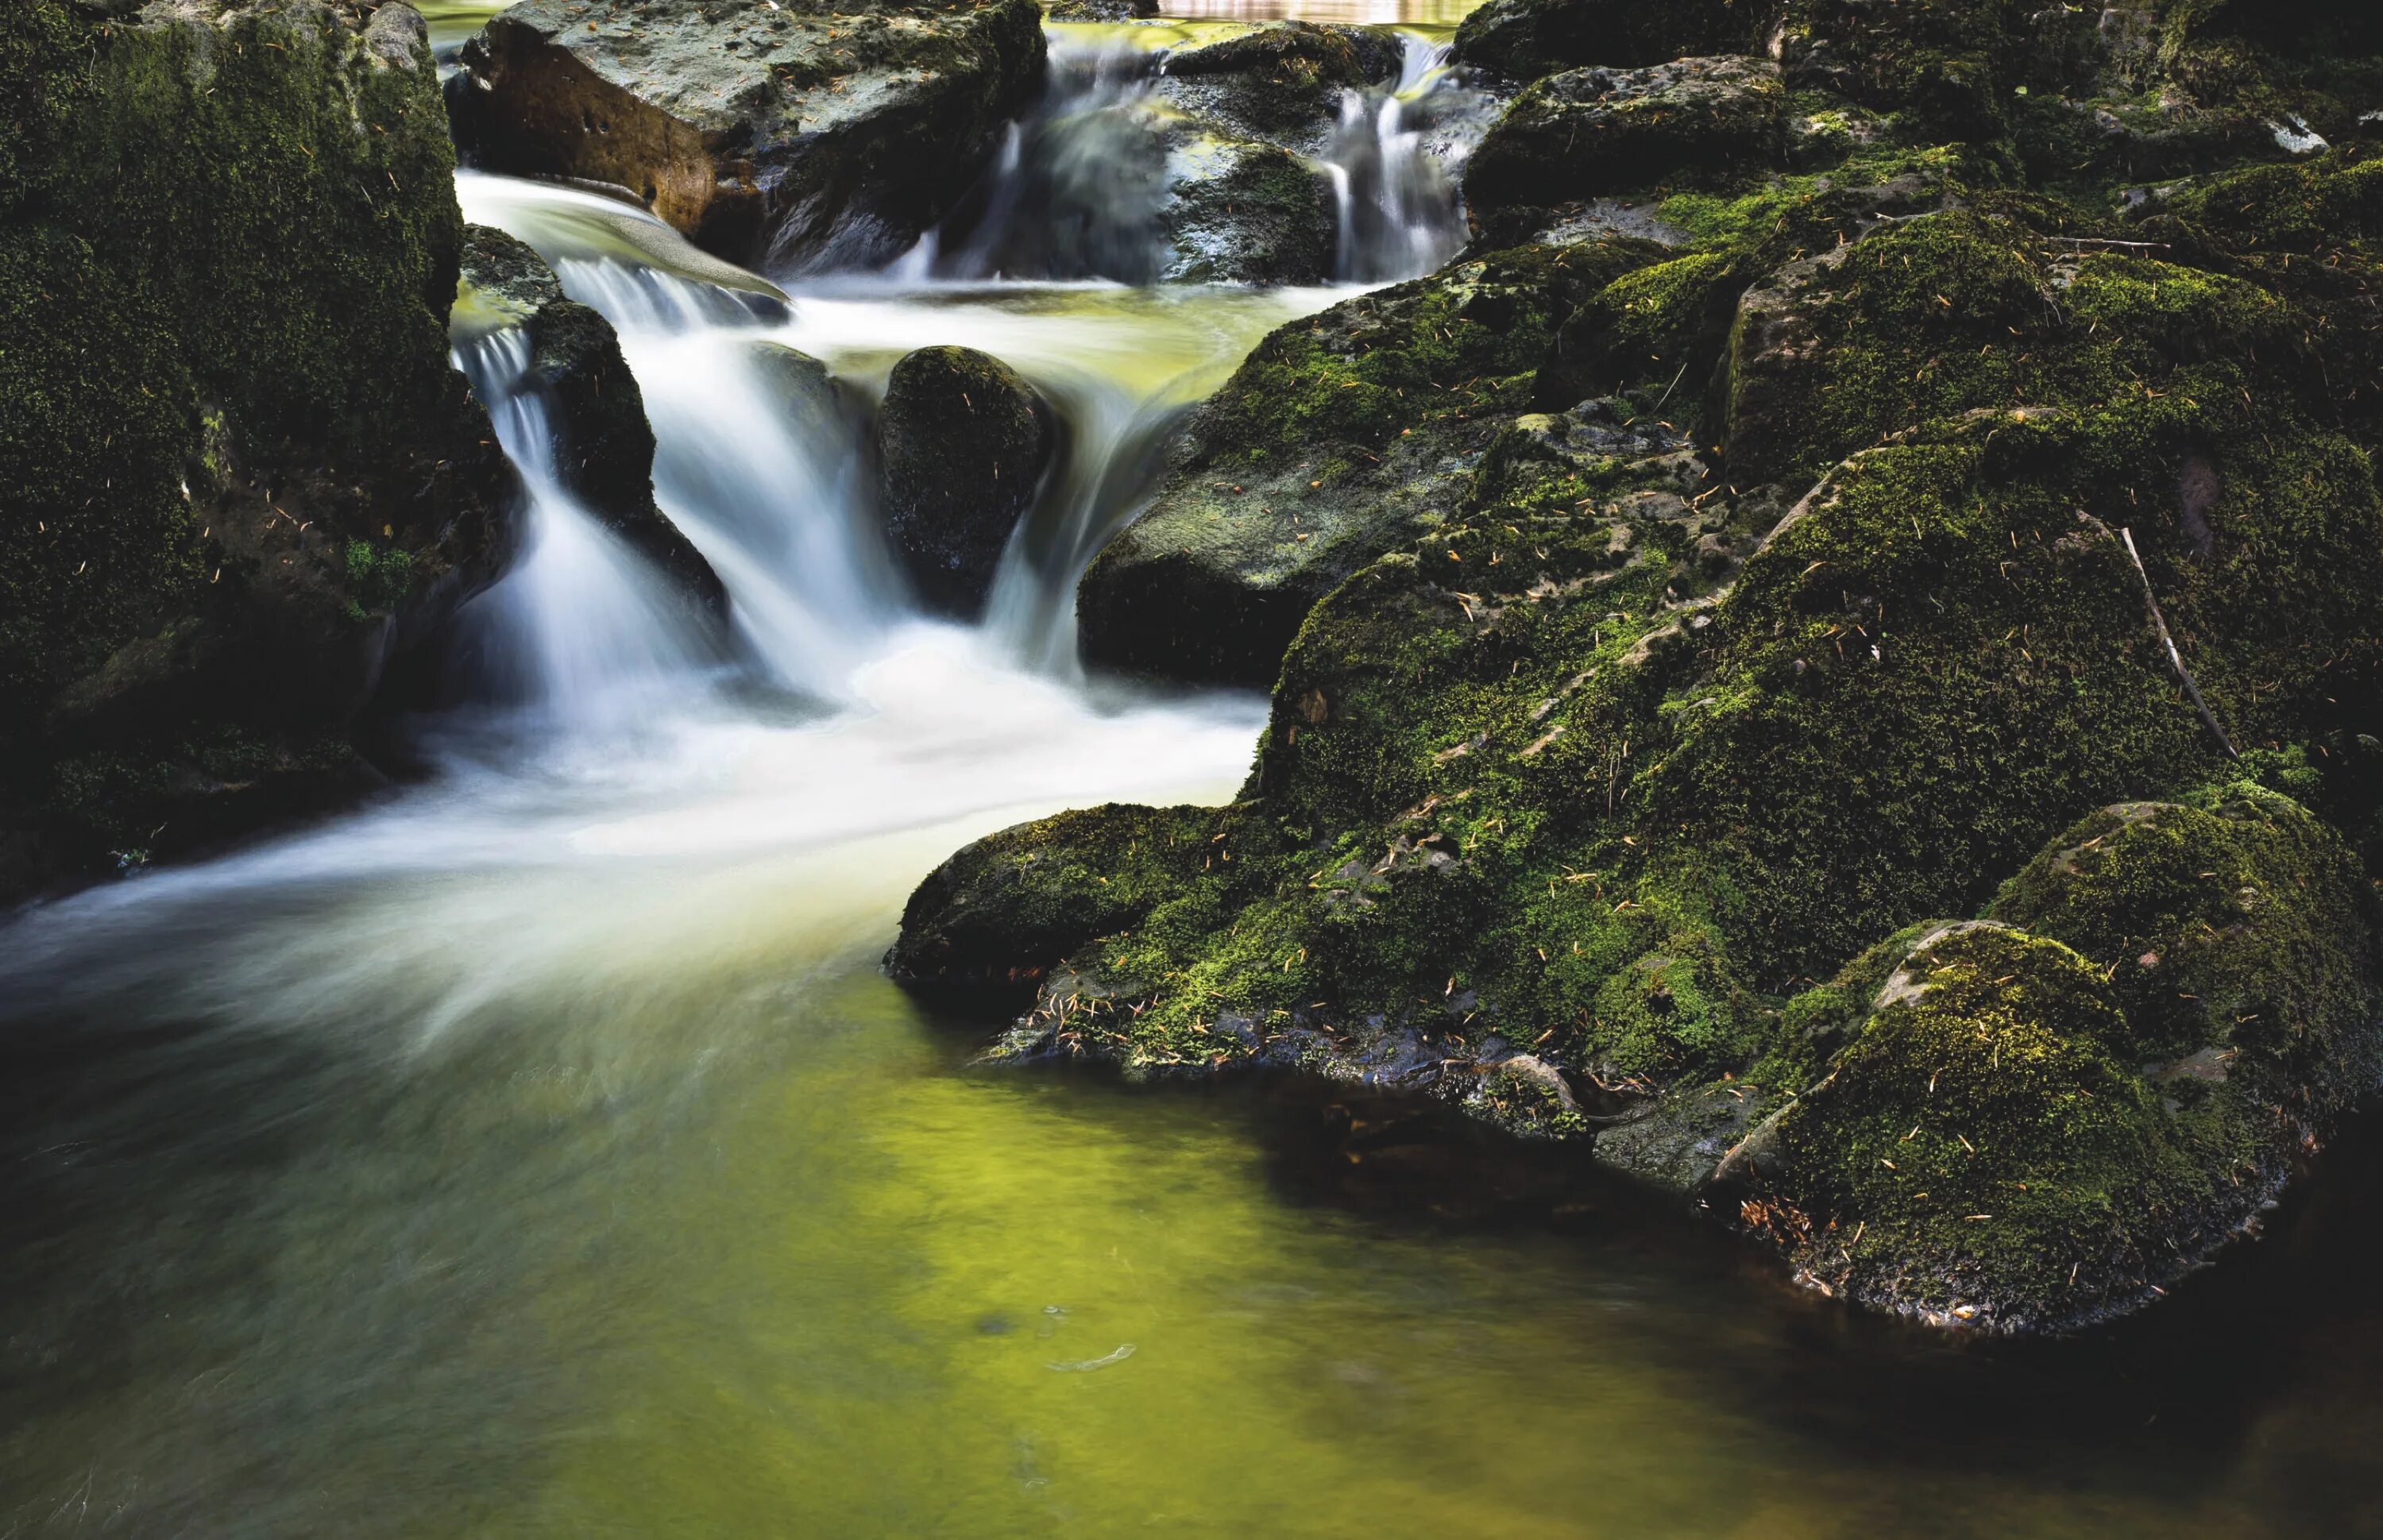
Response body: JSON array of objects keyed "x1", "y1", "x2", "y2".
[
  {"x1": 1153, "y1": 22, "x2": 1406, "y2": 153},
  {"x1": 1076, "y1": 237, "x2": 1665, "y2": 685},
  {"x1": 2, "y1": 0, "x2": 513, "y2": 901},
  {"x1": 877, "y1": 346, "x2": 1056, "y2": 618},
  {"x1": 460, "y1": 0, "x2": 1047, "y2": 272},
  {"x1": 455, "y1": 226, "x2": 725, "y2": 616}
]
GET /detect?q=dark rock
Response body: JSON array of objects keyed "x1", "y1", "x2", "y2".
[
  {"x1": 1, "y1": 0, "x2": 514, "y2": 902},
  {"x1": 1045, "y1": 0, "x2": 1156, "y2": 17},
  {"x1": 1158, "y1": 130, "x2": 1337, "y2": 284},
  {"x1": 1452, "y1": 0, "x2": 1765, "y2": 83},
  {"x1": 878, "y1": 345, "x2": 1055, "y2": 616},
  {"x1": 1153, "y1": 22, "x2": 1405, "y2": 151},
  {"x1": 455, "y1": 225, "x2": 724, "y2": 615},
  {"x1": 1463, "y1": 56, "x2": 1786, "y2": 226},
  {"x1": 886, "y1": 802, "x2": 1217, "y2": 1004},
  {"x1": 1593, "y1": 1081, "x2": 1772, "y2": 1194},
  {"x1": 1077, "y1": 239, "x2": 1663, "y2": 685},
  {"x1": 462, "y1": 0, "x2": 1046, "y2": 272}
]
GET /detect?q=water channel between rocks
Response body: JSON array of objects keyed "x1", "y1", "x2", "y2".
[{"x1": 6, "y1": 4, "x2": 2383, "y2": 1537}]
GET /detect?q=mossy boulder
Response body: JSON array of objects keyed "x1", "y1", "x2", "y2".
[
  {"x1": 1076, "y1": 239, "x2": 1666, "y2": 685},
  {"x1": 1152, "y1": 21, "x2": 1404, "y2": 150},
  {"x1": 877, "y1": 345, "x2": 1054, "y2": 618},
  {"x1": 1, "y1": 0, "x2": 512, "y2": 900},
  {"x1": 902, "y1": 0, "x2": 2383, "y2": 1334},
  {"x1": 1451, "y1": 0, "x2": 1766, "y2": 83},
  {"x1": 886, "y1": 802, "x2": 1218, "y2": 1005},
  {"x1": 461, "y1": 0, "x2": 1046, "y2": 272},
  {"x1": 1463, "y1": 56, "x2": 1788, "y2": 228},
  {"x1": 1745, "y1": 793, "x2": 2380, "y2": 1330},
  {"x1": 454, "y1": 225, "x2": 723, "y2": 613}
]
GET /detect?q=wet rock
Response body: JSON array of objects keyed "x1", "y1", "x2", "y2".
[
  {"x1": 1045, "y1": 0, "x2": 1156, "y2": 17},
  {"x1": 1593, "y1": 1081, "x2": 1771, "y2": 1194},
  {"x1": 1464, "y1": 56, "x2": 1786, "y2": 226},
  {"x1": 461, "y1": 0, "x2": 1046, "y2": 271},
  {"x1": 1153, "y1": 22, "x2": 1405, "y2": 152},
  {"x1": 1078, "y1": 239, "x2": 1663, "y2": 685},
  {"x1": 456, "y1": 226, "x2": 724, "y2": 614},
  {"x1": 1452, "y1": 0, "x2": 1764, "y2": 83},
  {"x1": 2, "y1": 0, "x2": 512, "y2": 901},
  {"x1": 886, "y1": 802, "x2": 1217, "y2": 1003},
  {"x1": 877, "y1": 345, "x2": 1055, "y2": 616},
  {"x1": 1159, "y1": 129, "x2": 1337, "y2": 284}
]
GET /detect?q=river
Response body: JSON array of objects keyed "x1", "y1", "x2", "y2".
[{"x1": 5, "y1": 6, "x2": 2383, "y2": 1537}]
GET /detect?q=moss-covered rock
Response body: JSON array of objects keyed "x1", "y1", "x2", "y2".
[
  {"x1": 454, "y1": 224, "x2": 722, "y2": 613},
  {"x1": 901, "y1": 0, "x2": 2383, "y2": 1335},
  {"x1": 1463, "y1": 56, "x2": 1788, "y2": 229},
  {"x1": 1451, "y1": 0, "x2": 1766, "y2": 83},
  {"x1": 461, "y1": 0, "x2": 1046, "y2": 271},
  {"x1": 1152, "y1": 21, "x2": 1403, "y2": 149},
  {"x1": 1076, "y1": 239, "x2": 1666, "y2": 684},
  {"x1": 1743, "y1": 790, "x2": 2380, "y2": 1330},
  {"x1": 876, "y1": 345, "x2": 1055, "y2": 617},
  {"x1": 886, "y1": 801, "x2": 1219, "y2": 1005},
  {"x1": 1, "y1": 0, "x2": 512, "y2": 901}
]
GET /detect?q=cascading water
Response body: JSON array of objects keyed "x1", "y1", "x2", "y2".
[
  {"x1": 447, "y1": 326, "x2": 720, "y2": 733},
  {"x1": 920, "y1": 22, "x2": 1478, "y2": 289},
  {"x1": 1325, "y1": 32, "x2": 1481, "y2": 283}
]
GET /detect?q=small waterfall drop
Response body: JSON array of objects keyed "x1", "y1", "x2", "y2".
[
  {"x1": 448, "y1": 327, "x2": 716, "y2": 735},
  {"x1": 920, "y1": 23, "x2": 1474, "y2": 289},
  {"x1": 1327, "y1": 32, "x2": 1476, "y2": 283}
]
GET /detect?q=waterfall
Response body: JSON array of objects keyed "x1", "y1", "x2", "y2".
[
  {"x1": 447, "y1": 328, "x2": 717, "y2": 735},
  {"x1": 921, "y1": 25, "x2": 1472, "y2": 288},
  {"x1": 1327, "y1": 32, "x2": 1475, "y2": 284}
]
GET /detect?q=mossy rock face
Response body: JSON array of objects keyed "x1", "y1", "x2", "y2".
[
  {"x1": 1153, "y1": 21, "x2": 1404, "y2": 149},
  {"x1": 877, "y1": 345, "x2": 1054, "y2": 618},
  {"x1": 1751, "y1": 800, "x2": 2380, "y2": 1331},
  {"x1": 462, "y1": 0, "x2": 1047, "y2": 271},
  {"x1": 1989, "y1": 785, "x2": 2381, "y2": 1094},
  {"x1": 455, "y1": 226, "x2": 724, "y2": 615},
  {"x1": 885, "y1": 802, "x2": 1219, "y2": 1005},
  {"x1": 1, "y1": 0, "x2": 512, "y2": 899},
  {"x1": 1076, "y1": 239, "x2": 1667, "y2": 685},
  {"x1": 1464, "y1": 56, "x2": 1788, "y2": 227},
  {"x1": 1451, "y1": 0, "x2": 1766, "y2": 83},
  {"x1": 906, "y1": 0, "x2": 2383, "y2": 1333}
]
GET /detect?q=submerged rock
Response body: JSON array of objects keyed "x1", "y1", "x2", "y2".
[
  {"x1": 876, "y1": 345, "x2": 1055, "y2": 617},
  {"x1": 2, "y1": 0, "x2": 512, "y2": 900},
  {"x1": 461, "y1": 0, "x2": 1046, "y2": 272},
  {"x1": 455, "y1": 226, "x2": 724, "y2": 614}
]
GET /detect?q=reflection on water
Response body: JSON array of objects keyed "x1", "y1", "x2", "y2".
[{"x1": 9, "y1": 772, "x2": 2383, "y2": 1537}]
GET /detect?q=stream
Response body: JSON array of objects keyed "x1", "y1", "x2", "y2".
[{"x1": 6, "y1": 6, "x2": 2383, "y2": 1537}]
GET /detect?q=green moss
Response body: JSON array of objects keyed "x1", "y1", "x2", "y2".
[
  {"x1": 1767, "y1": 924, "x2": 2223, "y2": 1326},
  {"x1": 344, "y1": 539, "x2": 418, "y2": 615},
  {"x1": 1199, "y1": 241, "x2": 1663, "y2": 466},
  {"x1": 1990, "y1": 784, "x2": 2381, "y2": 1087}
]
